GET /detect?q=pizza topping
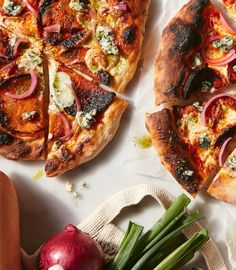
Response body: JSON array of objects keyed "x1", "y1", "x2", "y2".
[
  {"x1": 219, "y1": 137, "x2": 232, "y2": 166},
  {"x1": 0, "y1": 131, "x2": 14, "y2": 144},
  {"x1": 23, "y1": 0, "x2": 38, "y2": 17},
  {"x1": 233, "y1": 65, "x2": 236, "y2": 72},
  {"x1": 51, "y1": 140, "x2": 63, "y2": 152},
  {"x1": 13, "y1": 38, "x2": 29, "y2": 57},
  {"x1": 192, "y1": 53, "x2": 202, "y2": 68},
  {"x1": 61, "y1": 30, "x2": 90, "y2": 48},
  {"x1": 122, "y1": 26, "x2": 136, "y2": 44},
  {"x1": 227, "y1": 155, "x2": 236, "y2": 170},
  {"x1": 18, "y1": 47, "x2": 42, "y2": 71},
  {"x1": 202, "y1": 36, "x2": 236, "y2": 66},
  {"x1": 220, "y1": 13, "x2": 236, "y2": 35},
  {"x1": 52, "y1": 72, "x2": 75, "y2": 109},
  {"x1": 110, "y1": 57, "x2": 127, "y2": 75},
  {"x1": 85, "y1": 48, "x2": 107, "y2": 73},
  {"x1": 199, "y1": 135, "x2": 211, "y2": 149},
  {"x1": 76, "y1": 109, "x2": 97, "y2": 128},
  {"x1": 5, "y1": 70, "x2": 38, "y2": 99},
  {"x1": 2, "y1": 0, "x2": 22, "y2": 16},
  {"x1": 212, "y1": 36, "x2": 234, "y2": 52},
  {"x1": 44, "y1": 24, "x2": 61, "y2": 33},
  {"x1": 193, "y1": 102, "x2": 203, "y2": 111},
  {"x1": 79, "y1": 90, "x2": 115, "y2": 113},
  {"x1": 183, "y1": 68, "x2": 215, "y2": 99},
  {"x1": 201, "y1": 81, "x2": 212, "y2": 92},
  {"x1": 96, "y1": 24, "x2": 119, "y2": 55},
  {"x1": 39, "y1": 0, "x2": 52, "y2": 15},
  {"x1": 22, "y1": 110, "x2": 38, "y2": 121},
  {"x1": 114, "y1": 3, "x2": 127, "y2": 11},
  {"x1": 202, "y1": 94, "x2": 236, "y2": 125},
  {"x1": 58, "y1": 112, "x2": 75, "y2": 141},
  {"x1": 99, "y1": 70, "x2": 110, "y2": 86},
  {"x1": 69, "y1": 0, "x2": 89, "y2": 12}
]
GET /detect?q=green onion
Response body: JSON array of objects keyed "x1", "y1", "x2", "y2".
[
  {"x1": 130, "y1": 210, "x2": 200, "y2": 270},
  {"x1": 153, "y1": 229, "x2": 209, "y2": 270},
  {"x1": 106, "y1": 221, "x2": 143, "y2": 270},
  {"x1": 134, "y1": 194, "x2": 191, "y2": 256}
]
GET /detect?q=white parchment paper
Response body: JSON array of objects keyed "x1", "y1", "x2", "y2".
[{"x1": 124, "y1": 0, "x2": 188, "y2": 179}]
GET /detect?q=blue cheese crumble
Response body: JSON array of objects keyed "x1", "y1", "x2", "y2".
[
  {"x1": 76, "y1": 109, "x2": 97, "y2": 128},
  {"x1": 213, "y1": 36, "x2": 234, "y2": 52},
  {"x1": 69, "y1": 0, "x2": 87, "y2": 11},
  {"x1": 228, "y1": 155, "x2": 236, "y2": 170},
  {"x1": 3, "y1": 0, "x2": 22, "y2": 16},
  {"x1": 96, "y1": 24, "x2": 119, "y2": 55},
  {"x1": 18, "y1": 47, "x2": 42, "y2": 71}
]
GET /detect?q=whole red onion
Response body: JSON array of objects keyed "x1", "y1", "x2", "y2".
[{"x1": 39, "y1": 224, "x2": 104, "y2": 270}]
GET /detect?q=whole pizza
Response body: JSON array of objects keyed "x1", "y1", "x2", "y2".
[
  {"x1": 146, "y1": 0, "x2": 236, "y2": 204},
  {"x1": 0, "y1": 0, "x2": 150, "y2": 176}
]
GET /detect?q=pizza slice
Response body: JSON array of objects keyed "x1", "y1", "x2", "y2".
[
  {"x1": 0, "y1": 0, "x2": 41, "y2": 40},
  {"x1": 0, "y1": 36, "x2": 46, "y2": 160},
  {"x1": 146, "y1": 93, "x2": 236, "y2": 196},
  {"x1": 207, "y1": 147, "x2": 236, "y2": 204},
  {"x1": 45, "y1": 58, "x2": 127, "y2": 177},
  {"x1": 222, "y1": 0, "x2": 236, "y2": 15},
  {"x1": 40, "y1": 0, "x2": 150, "y2": 92},
  {"x1": 154, "y1": 0, "x2": 236, "y2": 105}
]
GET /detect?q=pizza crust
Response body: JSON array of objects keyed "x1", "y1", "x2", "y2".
[
  {"x1": 45, "y1": 98, "x2": 128, "y2": 176},
  {"x1": 207, "y1": 148, "x2": 236, "y2": 204},
  {"x1": 111, "y1": 0, "x2": 151, "y2": 93},
  {"x1": 154, "y1": 0, "x2": 210, "y2": 105},
  {"x1": 0, "y1": 130, "x2": 45, "y2": 160},
  {"x1": 145, "y1": 109, "x2": 207, "y2": 196}
]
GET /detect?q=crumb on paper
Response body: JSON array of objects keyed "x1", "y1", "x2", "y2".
[
  {"x1": 133, "y1": 135, "x2": 152, "y2": 149},
  {"x1": 80, "y1": 180, "x2": 87, "y2": 188},
  {"x1": 32, "y1": 169, "x2": 43, "y2": 181},
  {"x1": 73, "y1": 191, "x2": 79, "y2": 198},
  {"x1": 65, "y1": 181, "x2": 74, "y2": 192}
]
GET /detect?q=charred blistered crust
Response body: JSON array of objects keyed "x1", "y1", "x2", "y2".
[
  {"x1": 39, "y1": 0, "x2": 53, "y2": 16},
  {"x1": 0, "y1": 131, "x2": 14, "y2": 145},
  {"x1": 154, "y1": 0, "x2": 210, "y2": 105},
  {"x1": 0, "y1": 130, "x2": 45, "y2": 160},
  {"x1": 122, "y1": 26, "x2": 137, "y2": 44},
  {"x1": 61, "y1": 30, "x2": 90, "y2": 49},
  {"x1": 146, "y1": 109, "x2": 204, "y2": 195}
]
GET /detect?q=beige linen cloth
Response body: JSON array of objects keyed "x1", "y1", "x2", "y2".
[{"x1": 21, "y1": 184, "x2": 227, "y2": 270}]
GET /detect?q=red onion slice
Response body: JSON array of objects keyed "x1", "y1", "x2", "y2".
[
  {"x1": 201, "y1": 35, "x2": 236, "y2": 66},
  {"x1": 220, "y1": 13, "x2": 236, "y2": 35},
  {"x1": 58, "y1": 112, "x2": 75, "y2": 141},
  {"x1": 66, "y1": 58, "x2": 80, "y2": 65},
  {"x1": 5, "y1": 70, "x2": 38, "y2": 99},
  {"x1": 89, "y1": 7, "x2": 97, "y2": 19},
  {"x1": 23, "y1": 0, "x2": 38, "y2": 17},
  {"x1": 13, "y1": 38, "x2": 29, "y2": 57},
  {"x1": 202, "y1": 93, "x2": 236, "y2": 125},
  {"x1": 44, "y1": 24, "x2": 61, "y2": 33},
  {"x1": 219, "y1": 137, "x2": 232, "y2": 166},
  {"x1": 114, "y1": 3, "x2": 127, "y2": 10},
  {"x1": 0, "y1": 52, "x2": 8, "y2": 59}
]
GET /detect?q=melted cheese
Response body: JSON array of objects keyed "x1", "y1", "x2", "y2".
[
  {"x1": 49, "y1": 59, "x2": 75, "y2": 111},
  {"x1": 18, "y1": 47, "x2": 42, "y2": 72}
]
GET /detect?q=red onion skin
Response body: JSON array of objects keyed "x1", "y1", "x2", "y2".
[{"x1": 39, "y1": 224, "x2": 104, "y2": 270}]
